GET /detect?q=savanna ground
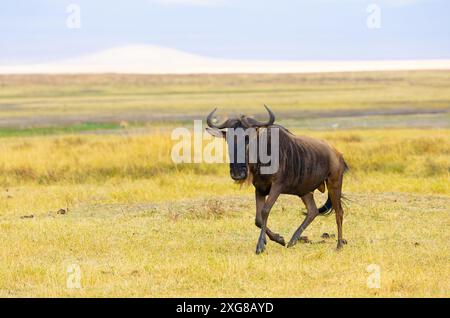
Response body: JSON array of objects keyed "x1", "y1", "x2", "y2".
[{"x1": 0, "y1": 71, "x2": 449, "y2": 297}]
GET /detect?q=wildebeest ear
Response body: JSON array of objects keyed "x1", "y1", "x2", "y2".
[{"x1": 205, "y1": 127, "x2": 225, "y2": 138}]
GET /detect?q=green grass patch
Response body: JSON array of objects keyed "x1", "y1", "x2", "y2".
[{"x1": 0, "y1": 122, "x2": 125, "y2": 138}]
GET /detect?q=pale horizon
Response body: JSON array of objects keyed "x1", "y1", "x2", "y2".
[{"x1": 1, "y1": 44, "x2": 450, "y2": 74}]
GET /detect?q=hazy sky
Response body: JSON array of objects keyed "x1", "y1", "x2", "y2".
[{"x1": 1, "y1": 0, "x2": 449, "y2": 63}]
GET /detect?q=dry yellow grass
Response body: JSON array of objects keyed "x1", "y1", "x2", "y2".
[
  {"x1": 0, "y1": 128, "x2": 448, "y2": 297},
  {"x1": 0, "y1": 71, "x2": 449, "y2": 297},
  {"x1": 1, "y1": 71, "x2": 449, "y2": 123}
]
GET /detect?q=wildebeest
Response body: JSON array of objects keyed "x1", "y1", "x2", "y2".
[{"x1": 206, "y1": 105, "x2": 349, "y2": 254}]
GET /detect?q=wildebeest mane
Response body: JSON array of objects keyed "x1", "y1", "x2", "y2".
[{"x1": 250, "y1": 123, "x2": 329, "y2": 189}]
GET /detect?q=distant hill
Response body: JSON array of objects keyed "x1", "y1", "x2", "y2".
[{"x1": 1, "y1": 45, "x2": 450, "y2": 74}]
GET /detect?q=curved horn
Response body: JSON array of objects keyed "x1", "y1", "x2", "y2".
[
  {"x1": 206, "y1": 108, "x2": 239, "y2": 129},
  {"x1": 241, "y1": 105, "x2": 275, "y2": 128}
]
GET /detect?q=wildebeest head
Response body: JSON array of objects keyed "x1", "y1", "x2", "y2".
[{"x1": 206, "y1": 105, "x2": 275, "y2": 181}]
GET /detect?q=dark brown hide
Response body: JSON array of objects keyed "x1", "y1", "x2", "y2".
[{"x1": 206, "y1": 107, "x2": 348, "y2": 253}]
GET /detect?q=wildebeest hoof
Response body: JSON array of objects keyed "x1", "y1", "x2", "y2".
[
  {"x1": 336, "y1": 239, "x2": 347, "y2": 250},
  {"x1": 255, "y1": 242, "x2": 266, "y2": 254},
  {"x1": 287, "y1": 238, "x2": 297, "y2": 248},
  {"x1": 273, "y1": 234, "x2": 286, "y2": 246},
  {"x1": 287, "y1": 235, "x2": 309, "y2": 248}
]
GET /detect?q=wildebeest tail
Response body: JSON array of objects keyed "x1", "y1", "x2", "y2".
[{"x1": 318, "y1": 195, "x2": 333, "y2": 216}]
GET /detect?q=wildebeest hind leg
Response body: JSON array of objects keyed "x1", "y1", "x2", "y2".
[
  {"x1": 255, "y1": 190, "x2": 285, "y2": 246},
  {"x1": 327, "y1": 172, "x2": 346, "y2": 250},
  {"x1": 287, "y1": 193, "x2": 319, "y2": 248}
]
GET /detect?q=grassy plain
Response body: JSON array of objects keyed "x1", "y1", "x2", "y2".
[{"x1": 0, "y1": 71, "x2": 448, "y2": 297}]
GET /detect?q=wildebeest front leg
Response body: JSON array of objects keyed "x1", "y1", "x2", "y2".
[
  {"x1": 256, "y1": 188, "x2": 281, "y2": 254},
  {"x1": 287, "y1": 193, "x2": 319, "y2": 248},
  {"x1": 255, "y1": 190, "x2": 285, "y2": 246}
]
